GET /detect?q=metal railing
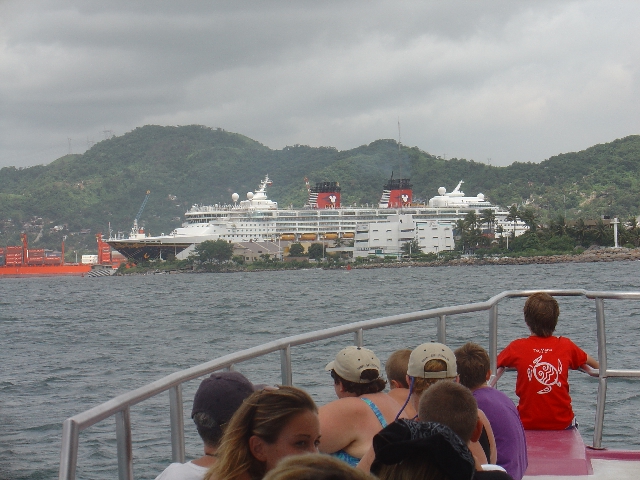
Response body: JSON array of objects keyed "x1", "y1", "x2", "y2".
[{"x1": 59, "y1": 289, "x2": 640, "y2": 480}]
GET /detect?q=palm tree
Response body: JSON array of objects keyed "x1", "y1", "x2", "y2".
[
  {"x1": 594, "y1": 219, "x2": 610, "y2": 246},
  {"x1": 464, "y1": 212, "x2": 483, "y2": 251},
  {"x1": 573, "y1": 218, "x2": 587, "y2": 246},
  {"x1": 505, "y1": 205, "x2": 519, "y2": 236},
  {"x1": 496, "y1": 225, "x2": 505, "y2": 248},
  {"x1": 481, "y1": 209, "x2": 496, "y2": 235},
  {"x1": 465, "y1": 211, "x2": 479, "y2": 231},
  {"x1": 455, "y1": 218, "x2": 468, "y2": 251},
  {"x1": 401, "y1": 239, "x2": 421, "y2": 257},
  {"x1": 519, "y1": 208, "x2": 538, "y2": 233},
  {"x1": 551, "y1": 215, "x2": 568, "y2": 237}
]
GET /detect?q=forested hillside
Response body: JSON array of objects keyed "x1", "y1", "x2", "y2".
[{"x1": 1, "y1": 124, "x2": 639, "y2": 254}]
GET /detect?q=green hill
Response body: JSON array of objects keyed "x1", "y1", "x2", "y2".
[{"x1": 1, "y1": 124, "x2": 639, "y2": 255}]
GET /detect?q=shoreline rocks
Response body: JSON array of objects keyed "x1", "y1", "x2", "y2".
[
  {"x1": 354, "y1": 248, "x2": 640, "y2": 269},
  {"x1": 119, "y1": 248, "x2": 640, "y2": 274}
]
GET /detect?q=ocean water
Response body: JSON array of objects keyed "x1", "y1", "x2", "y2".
[{"x1": 2, "y1": 262, "x2": 640, "y2": 479}]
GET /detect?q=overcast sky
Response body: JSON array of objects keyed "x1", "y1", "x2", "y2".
[{"x1": 1, "y1": 1, "x2": 639, "y2": 168}]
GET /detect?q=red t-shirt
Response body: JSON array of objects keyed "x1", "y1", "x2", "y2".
[{"x1": 497, "y1": 336, "x2": 587, "y2": 430}]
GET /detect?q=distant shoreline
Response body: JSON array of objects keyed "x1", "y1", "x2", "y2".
[
  {"x1": 355, "y1": 248, "x2": 640, "y2": 269},
  {"x1": 119, "y1": 247, "x2": 640, "y2": 275}
]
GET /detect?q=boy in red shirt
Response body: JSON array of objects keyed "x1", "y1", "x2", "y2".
[{"x1": 497, "y1": 292, "x2": 599, "y2": 430}]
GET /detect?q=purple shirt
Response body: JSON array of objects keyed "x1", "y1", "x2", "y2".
[{"x1": 474, "y1": 386, "x2": 528, "y2": 480}]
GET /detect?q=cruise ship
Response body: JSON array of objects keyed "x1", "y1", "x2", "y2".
[{"x1": 107, "y1": 175, "x2": 526, "y2": 261}]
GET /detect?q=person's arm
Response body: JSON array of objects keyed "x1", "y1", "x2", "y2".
[
  {"x1": 571, "y1": 338, "x2": 599, "y2": 370},
  {"x1": 585, "y1": 354, "x2": 599, "y2": 369},
  {"x1": 478, "y1": 409, "x2": 497, "y2": 465},
  {"x1": 496, "y1": 343, "x2": 513, "y2": 369},
  {"x1": 355, "y1": 444, "x2": 375, "y2": 473},
  {"x1": 468, "y1": 439, "x2": 488, "y2": 467},
  {"x1": 318, "y1": 399, "x2": 360, "y2": 454}
]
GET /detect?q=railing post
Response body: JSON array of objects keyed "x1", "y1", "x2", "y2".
[
  {"x1": 58, "y1": 419, "x2": 79, "y2": 480},
  {"x1": 437, "y1": 315, "x2": 446, "y2": 344},
  {"x1": 280, "y1": 345, "x2": 293, "y2": 386},
  {"x1": 593, "y1": 297, "x2": 608, "y2": 449},
  {"x1": 169, "y1": 385, "x2": 185, "y2": 463},
  {"x1": 489, "y1": 305, "x2": 498, "y2": 377},
  {"x1": 115, "y1": 407, "x2": 134, "y2": 480},
  {"x1": 354, "y1": 328, "x2": 363, "y2": 347}
]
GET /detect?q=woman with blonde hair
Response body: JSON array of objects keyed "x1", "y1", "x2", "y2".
[
  {"x1": 263, "y1": 454, "x2": 372, "y2": 480},
  {"x1": 204, "y1": 386, "x2": 321, "y2": 480}
]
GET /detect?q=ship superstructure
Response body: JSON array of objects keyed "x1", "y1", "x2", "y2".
[
  {"x1": 379, "y1": 177, "x2": 412, "y2": 208},
  {"x1": 107, "y1": 175, "x2": 527, "y2": 261},
  {"x1": 306, "y1": 179, "x2": 341, "y2": 209}
]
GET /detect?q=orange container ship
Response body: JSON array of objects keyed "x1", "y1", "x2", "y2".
[{"x1": 0, "y1": 233, "x2": 119, "y2": 277}]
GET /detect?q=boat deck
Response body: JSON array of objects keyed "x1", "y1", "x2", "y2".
[
  {"x1": 524, "y1": 459, "x2": 638, "y2": 480},
  {"x1": 523, "y1": 428, "x2": 640, "y2": 479}
]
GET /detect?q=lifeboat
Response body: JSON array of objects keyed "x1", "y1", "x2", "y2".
[
  {"x1": 300, "y1": 233, "x2": 317, "y2": 241},
  {"x1": 323, "y1": 233, "x2": 338, "y2": 240},
  {"x1": 280, "y1": 234, "x2": 295, "y2": 241},
  {"x1": 342, "y1": 232, "x2": 355, "y2": 239}
]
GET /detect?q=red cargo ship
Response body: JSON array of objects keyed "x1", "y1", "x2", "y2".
[{"x1": 0, "y1": 233, "x2": 118, "y2": 277}]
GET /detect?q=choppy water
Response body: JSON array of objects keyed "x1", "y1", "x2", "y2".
[{"x1": 2, "y1": 262, "x2": 640, "y2": 479}]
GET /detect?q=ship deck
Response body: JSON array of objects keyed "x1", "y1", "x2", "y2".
[{"x1": 523, "y1": 428, "x2": 640, "y2": 478}]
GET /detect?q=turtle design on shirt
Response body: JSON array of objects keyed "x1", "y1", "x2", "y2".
[{"x1": 527, "y1": 354, "x2": 562, "y2": 394}]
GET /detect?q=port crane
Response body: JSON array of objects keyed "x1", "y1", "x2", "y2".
[{"x1": 130, "y1": 190, "x2": 151, "y2": 238}]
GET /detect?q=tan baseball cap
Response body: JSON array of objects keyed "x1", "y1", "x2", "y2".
[
  {"x1": 325, "y1": 346, "x2": 381, "y2": 383},
  {"x1": 407, "y1": 343, "x2": 457, "y2": 378}
]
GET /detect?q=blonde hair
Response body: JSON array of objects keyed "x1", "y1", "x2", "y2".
[
  {"x1": 205, "y1": 386, "x2": 317, "y2": 480},
  {"x1": 385, "y1": 349, "x2": 412, "y2": 388},
  {"x1": 263, "y1": 453, "x2": 372, "y2": 480}
]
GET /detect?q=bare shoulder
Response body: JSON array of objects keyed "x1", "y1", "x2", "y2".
[
  {"x1": 362, "y1": 392, "x2": 408, "y2": 420},
  {"x1": 365, "y1": 391, "x2": 401, "y2": 406},
  {"x1": 318, "y1": 397, "x2": 367, "y2": 453},
  {"x1": 388, "y1": 388, "x2": 410, "y2": 405},
  {"x1": 319, "y1": 397, "x2": 368, "y2": 417}
]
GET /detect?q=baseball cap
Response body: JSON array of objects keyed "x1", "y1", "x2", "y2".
[
  {"x1": 371, "y1": 420, "x2": 475, "y2": 480},
  {"x1": 191, "y1": 371, "x2": 255, "y2": 423},
  {"x1": 325, "y1": 346, "x2": 381, "y2": 384},
  {"x1": 407, "y1": 343, "x2": 457, "y2": 378}
]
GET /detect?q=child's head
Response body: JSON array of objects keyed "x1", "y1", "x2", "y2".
[
  {"x1": 454, "y1": 343, "x2": 490, "y2": 390},
  {"x1": 418, "y1": 380, "x2": 479, "y2": 444},
  {"x1": 407, "y1": 343, "x2": 457, "y2": 409},
  {"x1": 385, "y1": 349, "x2": 412, "y2": 389},
  {"x1": 524, "y1": 292, "x2": 559, "y2": 337}
]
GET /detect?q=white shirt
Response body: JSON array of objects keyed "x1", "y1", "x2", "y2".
[{"x1": 154, "y1": 461, "x2": 208, "y2": 480}]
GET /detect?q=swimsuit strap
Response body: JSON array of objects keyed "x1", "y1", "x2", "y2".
[
  {"x1": 332, "y1": 450, "x2": 360, "y2": 467},
  {"x1": 362, "y1": 397, "x2": 387, "y2": 427}
]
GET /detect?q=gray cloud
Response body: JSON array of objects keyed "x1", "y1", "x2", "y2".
[{"x1": 1, "y1": 0, "x2": 639, "y2": 167}]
